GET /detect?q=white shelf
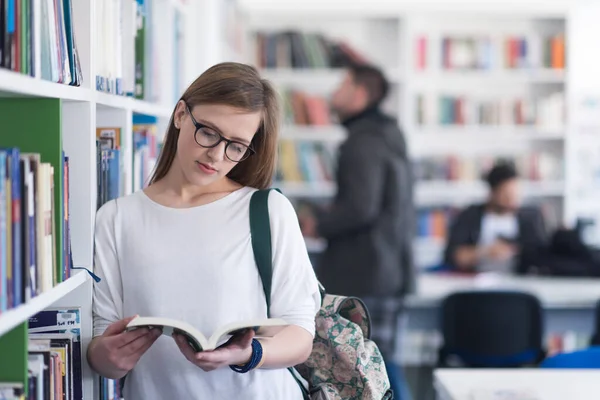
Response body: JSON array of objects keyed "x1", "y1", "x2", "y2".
[
  {"x1": 94, "y1": 91, "x2": 132, "y2": 110},
  {"x1": 413, "y1": 68, "x2": 565, "y2": 84},
  {"x1": 0, "y1": 69, "x2": 91, "y2": 101},
  {"x1": 275, "y1": 181, "x2": 336, "y2": 197},
  {"x1": 276, "y1": 180, "x2": 564, "y2": 203},
  {"x1": 411, "y1": 127, "x2": 565, "y2": 140},
  {"x1": 0, "y1": 271, "x2": 89, "y2": 337},
  {"x1": 261, "y1": 67, "x2": 402, "y2": 86},
  {"x1": 281, "y1": 125, "x2": 346, "y2": 141},
  {"x1": 94, "y1": 93, "x2": 173, "y2": 117},
  {"x1": 416, "y1": 180, "x2": 564, "y2": 206},
  {"x1": 130, "y1": 99, "x2": 173, "y2": 117},
  {"x1": 0, "y1": 70, "x2": 173, "y2": 117}
]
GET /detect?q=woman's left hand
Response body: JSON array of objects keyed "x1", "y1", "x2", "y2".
[{"x1": 173, "y1": 329, "x2": 255, "y2": 372}]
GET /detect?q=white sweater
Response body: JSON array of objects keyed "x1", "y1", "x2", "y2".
[{"x1": 92, "y1": 187, "x2": 321, "y2": 400}]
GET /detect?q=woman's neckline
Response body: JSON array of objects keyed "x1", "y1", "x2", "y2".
[{"x1": 139, "y1": 185, "x2": 251, "y2": 211}]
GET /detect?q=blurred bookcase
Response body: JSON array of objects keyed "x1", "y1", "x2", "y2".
[{"x1": 236, "y1": 3, "x2": 569, "y2": 270}]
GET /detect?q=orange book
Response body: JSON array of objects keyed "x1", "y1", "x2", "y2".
[
  {"x1": 552, "y1": 35, "x2": 565, "y2": 69},
  {"x1": 291, "y1": 92, "x2": 309, "y2": 125},
  {"x1": 432, "y1": 211, "x2": 447, "y2": 239}
]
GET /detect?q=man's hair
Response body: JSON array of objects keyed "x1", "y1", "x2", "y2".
[
  {"x1": 485, "y1": 163, "x2": 518, "y2": 190},
  {"x1": 348, "y1": 63, "x2": 389, "y2": 107}
]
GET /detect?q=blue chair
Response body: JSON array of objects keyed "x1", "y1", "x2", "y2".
[
  {"x1": 540, "y1": 346, "x2": 600, "y2": 368},
  {"x1": 590, "y1": 299, "x2": 600, "y2": 346},
  {"x1": 438, "y1": 290, "x2": 546, "y2": 368}
]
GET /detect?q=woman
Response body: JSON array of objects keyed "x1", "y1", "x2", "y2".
[{"x1": 87, "y1": 62, "x2": 321, "y2": 399}]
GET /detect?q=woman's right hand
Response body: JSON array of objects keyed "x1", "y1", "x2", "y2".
[{"x1": 88, "y1": 315, "x2": 162, "y2": 379}]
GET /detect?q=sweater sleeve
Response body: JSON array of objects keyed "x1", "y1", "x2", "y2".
[
  {"x1": 92, "y1": 199, "x2": 124, "y2": 337},
  {"x1": 268, "y1": 191, "x2": 321, "y2": 337}
]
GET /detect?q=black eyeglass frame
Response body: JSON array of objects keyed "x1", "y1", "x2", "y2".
[{"x1": 185, "y1": 105, "x2": 256, "y2": 163}]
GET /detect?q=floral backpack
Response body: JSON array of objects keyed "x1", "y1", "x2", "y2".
[{"x1": 249, "y1": 189, "x2": 394, "y2": 400}]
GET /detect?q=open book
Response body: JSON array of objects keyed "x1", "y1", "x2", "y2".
[{"x1": 126, "y1": 316, "x2": 289, "y2": 352}]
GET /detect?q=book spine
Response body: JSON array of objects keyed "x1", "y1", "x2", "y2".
[
  {"x1": 11, "y1": 148, "x2": 21, "y2": 306},
  {"x1": 0, "y1": 151, "x2": 6, "y2": 313}
]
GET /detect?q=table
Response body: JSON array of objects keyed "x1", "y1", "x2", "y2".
[{"x1": 434, "y1": 369, "x2": 600, "y2": 400}]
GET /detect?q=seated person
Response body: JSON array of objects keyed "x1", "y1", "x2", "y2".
[{"x1": 443, "y1": 163, "x2": 548, "y2": 274}]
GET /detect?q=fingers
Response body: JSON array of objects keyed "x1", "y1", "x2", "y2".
[
  {"x1": 194, "y1": 351, "x2": 228, "y2": 372},
  {"x1": 104, "y1": 315, "x2": 139, "y2": 336},
  {"x1": 237, "y1": 329, "x2": 255, "y2": 348},
  {"x1": 123, "y1": 328, "x2": 162, "y2": 356},
  {"x1": 173, "y1": 334, "x2": 198, "y2": 364},
  {"x1": 116, "y1": 327, "x2": 155, "y2": 348}
]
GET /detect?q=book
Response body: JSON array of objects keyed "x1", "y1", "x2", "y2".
[
  {"x1": 126, "y1": 316, "x2": 289, "y2": 352},
  {"x1": 28, "y1": 307, "x2": 83, "y2": 400}
]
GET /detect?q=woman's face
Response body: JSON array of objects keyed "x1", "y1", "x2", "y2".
[{"x1": 173, "y1": 102, "x2": 261, "y2": 187}]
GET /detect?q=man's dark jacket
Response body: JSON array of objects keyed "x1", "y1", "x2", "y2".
[
  {"x1": 443, "y1": 203, "x2": 548, "y2": 274},
  {"x1": 316, "y1": 107, "x2": 415, "y2": 298}
]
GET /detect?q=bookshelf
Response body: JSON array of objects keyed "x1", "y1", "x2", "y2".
[
  {"x1": 0, "y1": 0, "x2": 204, "y2": 398},
  {"x1": 237, "y1": 4, "x2": 569, "y2": 270}
]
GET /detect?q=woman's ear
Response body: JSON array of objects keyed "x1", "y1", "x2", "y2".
[{"x1": 173, "y1": 100, "x2": 187, "y2": 129}]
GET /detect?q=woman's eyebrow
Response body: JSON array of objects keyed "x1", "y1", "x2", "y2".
[{"x1": 198, "y1": 118, "x2": 251, "y2": 145}]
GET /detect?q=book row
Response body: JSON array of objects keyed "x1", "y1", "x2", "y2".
[
  {"x1": 414, "y1": 33, "x2": 566, "y2": 71},
  {"x1": 95, "y1": 0, "x2": 160, "y2": 101},
  {"x1": 415, "y1": 91, "x2": 565, "y2": 129},
  {"x1": 0, "y1": 0, "x2": 82, "y2": 85},
  {"x1": 254, "y1": 30, "x2": 367, "y2": 70},
  {"x1": 275, "y1": 140, "x2": 337, "y2": 184},
  {"x1": 0, "y1": 148, "x2": 72, "y2": 313},
  {"x1": 0, "y1": 0, "x2": 172, "y2": 102},
  {"x1": 1, "y1": 307, "x2": 83, "y2": 400},
  {"x1": 282, "y1": 89, "x2": 332, "y2": 126},
  {"x1": 96, "y1": 116, "x2": 160, "y2": 212},
  {"x1": 414, "y1": 153, "x2": 563, "y2": 182},
  {"x1": 275, "y1": 141, "x2": 562, "y2": 186},
  {"x1": 416, "y1": 207, "x2": 458, "y2": 241}
]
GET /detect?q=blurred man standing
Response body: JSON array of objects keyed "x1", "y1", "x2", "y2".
[{"x1": 300, "y1": 63, "x2": 415, "y2": 399}]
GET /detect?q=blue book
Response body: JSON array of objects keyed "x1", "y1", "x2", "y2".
[
  {"x1": 0, "y1": 151, "x2": 6, "y2": 312},
  {"x1": 107, "y1": 149, "x2": 121, "y2": 201},
  {"x1": 9, "y1": 148, "x2": 22, "y2": 307}
]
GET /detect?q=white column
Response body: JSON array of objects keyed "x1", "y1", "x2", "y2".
[{"x1": 564, "y1": 0, "x2": 600, "y2": 245}]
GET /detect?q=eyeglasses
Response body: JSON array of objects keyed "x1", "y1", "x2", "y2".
[{"x1": 185, "y1": 106, "x2": 255, "y2": 163}]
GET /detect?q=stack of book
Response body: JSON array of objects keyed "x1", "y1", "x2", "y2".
[
  {"x1": 414, "y1": 33, "x2": 566, "y2": 71},
  {"x1": 0, "y1": 0, "x2": 82, "y2": 85},
  {"x1": 415, "y1": 92, "x2": 565, "y2": 129},
  {"x1": 254, "y1": 30, "x2": 367, "y2": 69},
  {"x1": 0, "y1": 147, "x2": 72, "y2": 314},
  {"x1": 275, "y1": 140, "x2": 336, "y2": 185},
  {"x1": 413, "y1": 153, "x2": 563, "y2": 182},
  {"x1": 281, "y1": 89, "x2": 332, "y2": 126}
]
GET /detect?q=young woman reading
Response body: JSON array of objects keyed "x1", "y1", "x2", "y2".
[{"x1": 87, "y1": 62, "x2": 321, "y2": 399}]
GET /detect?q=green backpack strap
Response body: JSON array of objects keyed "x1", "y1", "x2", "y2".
[
  {"x1": 249, "y1": 188, "x2": 278, "y2": 317},
  {"x1": 249, "y1": 188, "x2": 310, "y2": 400}
]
